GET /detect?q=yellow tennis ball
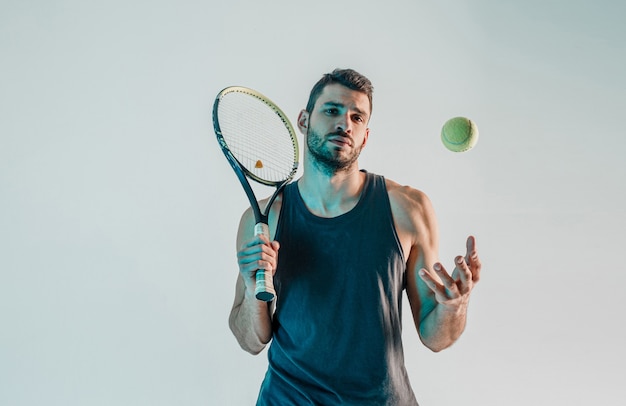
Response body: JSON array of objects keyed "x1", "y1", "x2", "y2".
[{"x1": 441, "y1": 117, "x2": 479, "y2": 152}]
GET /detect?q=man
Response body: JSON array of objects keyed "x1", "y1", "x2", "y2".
[{"x1": 229, "y1": 68, "x2": 482, "y2": 405}]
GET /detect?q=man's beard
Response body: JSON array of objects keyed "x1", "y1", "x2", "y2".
[{"x1": 306, "y1": 127, "x2": 364, "y2": 176}]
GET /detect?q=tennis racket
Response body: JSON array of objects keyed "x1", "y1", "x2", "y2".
[{"x1": 212, "y1": 86, "x2": 299, "y2": 302}]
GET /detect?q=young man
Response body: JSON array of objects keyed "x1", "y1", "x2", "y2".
[{"x1": 229, "y1": 69, "x2": 482, "y2": 405}]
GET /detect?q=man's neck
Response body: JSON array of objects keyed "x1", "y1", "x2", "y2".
[{"x1": 297, "y1": 163, "x2": 366, "y2": 218}]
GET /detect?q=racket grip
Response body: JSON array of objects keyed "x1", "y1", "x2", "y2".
[{"x1": 254, "y1": 223, "x2": 276, "y2": 302}]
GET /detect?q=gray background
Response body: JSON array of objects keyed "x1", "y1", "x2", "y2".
[{"x1": 2, "y1": 0, "x2": 624, "y2": 405}]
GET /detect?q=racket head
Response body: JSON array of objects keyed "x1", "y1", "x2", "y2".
[{"x1": 213, "y1": 86, "x2": 299, "y2": 187}]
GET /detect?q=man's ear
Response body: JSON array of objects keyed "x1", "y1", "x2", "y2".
[
  {"x1": 362, "y1": 127, "x2": 370, "y2": 148},
  {"x1": 297, "y1": 110, "x2": 309, "y2": 134}
]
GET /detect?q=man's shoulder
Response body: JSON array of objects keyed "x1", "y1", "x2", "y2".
[
  {"x1": 383, "y1": 177, "x2": 437, "y2": 250},
  {"x1": 384, "y1": 178, "x2": 432, "y2": 210}
]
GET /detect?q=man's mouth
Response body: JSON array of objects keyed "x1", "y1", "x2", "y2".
[{"x1": 327, "y1": 133, "x2": 352, "y2": 147}]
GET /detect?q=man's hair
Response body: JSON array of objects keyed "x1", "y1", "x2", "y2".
[{"x1": 305, "y1": 68, "x2": 374, "y2": 114}]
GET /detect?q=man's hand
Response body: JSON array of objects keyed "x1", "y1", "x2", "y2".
[
  {"x1": 229, "y1": 234, "x2": 279, "y2": 353},
  {"x1": 236, "y1": 234, "x2": 280, "y2": 293},
  {"x1": 418, "y1": 236, "x2": 481, "y2": 310}
]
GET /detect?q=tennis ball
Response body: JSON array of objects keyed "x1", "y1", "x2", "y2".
[{"x1": 441, "y1": 117, "x2": 479, "y2": 152}]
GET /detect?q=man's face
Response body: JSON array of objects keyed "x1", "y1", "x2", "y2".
[{"x1": 303, "y1": 84, "x2": 370, "y2": 174}]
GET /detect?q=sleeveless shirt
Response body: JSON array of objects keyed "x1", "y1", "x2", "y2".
[{"x1": 256, "y1": 171, "x2": 418, "y2": 406}]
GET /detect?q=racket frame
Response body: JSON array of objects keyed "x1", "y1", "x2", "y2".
[{"x1": 212, "y1": 86, "x2": 299, "y2": 302}]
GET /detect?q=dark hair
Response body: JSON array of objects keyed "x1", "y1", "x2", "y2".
[{"x1": 305, "y1": 68, "x2": 374, "y2": 114}]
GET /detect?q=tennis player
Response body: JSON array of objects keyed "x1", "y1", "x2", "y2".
[{"x1": 229, "y1": 68, "x2": 482, "y2": 405}]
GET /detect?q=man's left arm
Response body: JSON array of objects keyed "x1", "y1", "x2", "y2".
[
  {"x1": 389, "y1": 182, "x2": 482, "y2": 352},
  {"x1": 414, "y1": 236, "x2": 482, "y2": 352}
]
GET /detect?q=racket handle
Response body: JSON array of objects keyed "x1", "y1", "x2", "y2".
[{"x1": 254, "y1": 223, "x2": 276, "y2": 302}]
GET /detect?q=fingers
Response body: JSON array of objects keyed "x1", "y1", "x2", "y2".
[
  {"x1": 418, "y1": 268, "x2": 445, "y2": 301},
  {"x1": 464, "y1": 235, "x2": 475, "y2": 264},
  {"x1": 433, "y1": 262, "x2": 456, "y2": 290},
  {"x1": 419, "y1": 237, "x2": 481, "y2": 305},
  {"x1": 419, "y1": 257, "x2": 473, "y2": 299},
  {"x1": 238, "y1": 235, "x2": 278, "y2": 256},
  {"x1": 465, "y1": 235, "x2": 482, "y2": 283},
  {"x1": 419, "y1": 263, "x2": 459, "y2": 301},
  {"x1": 270, "y1": 240, "x2": 281, "y2": 251},
  {"x1": 237, "y1": 236, "x2": 280, "y2": 277},
  {"x1": 454, "y1": 256, "x2": 473, "y2": 294}
]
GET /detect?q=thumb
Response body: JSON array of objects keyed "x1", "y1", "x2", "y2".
[{"x1": 271, "y1": 241, "x2": 280, "y2": 252}]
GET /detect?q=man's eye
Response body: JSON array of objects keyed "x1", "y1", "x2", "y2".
[{"x1": 325, "y1": 108, "x2": 338, "y2": 115}]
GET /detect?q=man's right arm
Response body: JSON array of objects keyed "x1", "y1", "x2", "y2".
[{"x1": 228, "y1": 208, "x2": 278, "y2": 355}]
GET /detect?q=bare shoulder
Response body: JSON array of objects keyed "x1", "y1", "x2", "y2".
[
  {"x1": 385, "y1": 178, "x2": 435, "y2": 221},
  {"x1": 385, "y1": 178, "x2": 438, "y2": 249},
  {"x1": 237, "y1": 193, "x2": 284, "y2": 242}
]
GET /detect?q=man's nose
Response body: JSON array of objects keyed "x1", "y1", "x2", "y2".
[{"x1": 335, "y1": 114, "x2": 351, "y2": 133}]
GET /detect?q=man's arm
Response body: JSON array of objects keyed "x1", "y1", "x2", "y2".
[
  {"x1": 228, "y1": 207, "x2": 278, "y2": 355},
  {"x1": 414, "y1": 236, "x2": 481, "y2": 352},
  {"x1": 390, "y1": 183, "x2": 481, "y2": 352}
]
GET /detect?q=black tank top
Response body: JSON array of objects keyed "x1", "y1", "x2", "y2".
[{"x1": 256, "y1": 171, "x2": 418, "y2": 405}]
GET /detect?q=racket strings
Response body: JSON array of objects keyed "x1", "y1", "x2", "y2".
[{"x1": 217, "y1": 92, "x2": 297, "y2": 183}]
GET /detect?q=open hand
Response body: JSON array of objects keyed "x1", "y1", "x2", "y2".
[{"x1": 419, "y1": 236, "x2": 482, "y2": 307}]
